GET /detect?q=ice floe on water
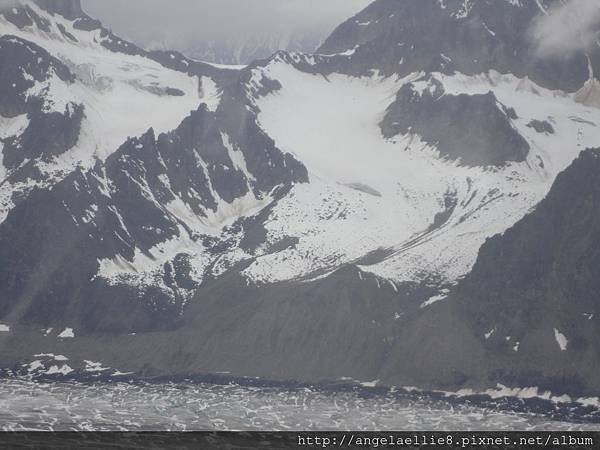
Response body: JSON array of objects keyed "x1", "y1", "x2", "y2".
[{"x1": 0, "y1": 379, "x2": 597, "y2": 431}]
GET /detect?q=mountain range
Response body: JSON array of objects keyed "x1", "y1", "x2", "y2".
[
  {"x1": 0, "y1": 0, "x2": 599, "y2": 400},
  {"x1": 147, "y1": 32, "x2": 325, "y2": 67}
]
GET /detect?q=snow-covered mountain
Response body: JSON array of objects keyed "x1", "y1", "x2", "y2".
[
  {"x1": 0, "y1": 0, "x2": 599, "y2": 399},
  {"x1": 150, "y1": 32, "x2": 325, "y2": 66}
]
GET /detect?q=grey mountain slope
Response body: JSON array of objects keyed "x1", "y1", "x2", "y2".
[
  {"x1": 0, "y1": 100, "x2": 306, "y2": 331},
  {"x1": 0, "y1": 35, "x2": 85, "y2": 200},
  {"x1": 0, "y1": 1, "x2": 248, "y2": 219},
  {"x1": 381, "y1": 76, "x2": 529, "y2": 166},
  {"x1": 0, "y1": 35, "x2": 74, "y2": 117},
  {"x1": 318, "y1": 0, "x2": 598, "y2": 93},
  {"x1": 0, "y1": 1, "x2": 307, "y2": 330},
  {"x1": 0, "y1": 1, "x2": 228, "y2": 80},
  {"x1": 3, "y1": 101, "x2": 84, "y2": 170},
  {"x1": 2, "y1": 150, "x2": 600, "y2": 397},
  {"x1": 34, "y1": 0, "x2": 86, "y2": 20},
  {"x1": 0, "y1": 266, "x2": 444, "y2": 385},
  {"x1": 394, "y1": 148, "x2": 600, "y2": 396},
  {"x1": 453, "y1": 149, "x2": 600, "y2": 392}
]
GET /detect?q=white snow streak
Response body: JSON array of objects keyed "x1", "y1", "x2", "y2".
[{"x1": 554, "y1": 328, "x2": 568, "y2": 351}]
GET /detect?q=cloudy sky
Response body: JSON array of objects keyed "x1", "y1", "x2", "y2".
[{"x1": 81, "y1": 0, "x2": 371, "y2": 60}]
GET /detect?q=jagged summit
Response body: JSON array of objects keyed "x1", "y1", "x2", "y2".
[{"x1": 317, "y1": 0, "x2": 597, "y2": 92}]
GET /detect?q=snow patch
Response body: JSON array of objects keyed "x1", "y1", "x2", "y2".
[
  {"x1": 26, "y1": 361, "x2": 45, "y2": 372},
  {"x1": 112, "y1": 370, "x2": 134, "y2": 377},
  {"x1": 84, "y1": 360, "x2": 110, "y2": 373},
  {"x1": 421, "y1": 291, "x2": 449, "y2": 308},
  {"x1": 439, "y1": 383, "x2": 575, "y2": 405},
  {"x1": 0, "y1": 114, "x2": 29, "y2": 140},
  {"x1": 577, "y1": 397, "x2": 600, "y2": 408},
  {"x1": 58, "y1": 328, "x2": 74, "y2": 339},
  {"x1": 45, "y1": 364, "x2": 73, "y2": 376},
  {"x1": 199, "y1": 76, "x2": 221, "y2": 112},
  {"x1": 554, "y1": 328, "x2": 568, "y2": 351},
  {"x1": 221, "y1": 132, "x2": 255, "y2": 183},
  {"x1": 34, "y1": 353, "x2": 68, "y2": 361},
  {"x1": 97, "y1": 185, "x2": 272, "y2": 288},
  {"x1": 247, "y1": 63, "x2": 600, "y2": 285}
]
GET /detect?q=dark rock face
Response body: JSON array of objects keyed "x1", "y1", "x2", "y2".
[
  {"x1": 0, "y1": 14, "x2": 306, "y2": 332},
  {"x1": 458, "y1": 148, "x2": 600, "y2": 351},
  {"x1": 347, "y1": 150, "x2": 600, "y2": 396},
  {"x1": 215, "y1": 70, "x2": 307, "y2": 192},
  {"x1": 0, "y1": 102, "x2": 307, "y2": 333},
  {"x1": 72, "y1": 16, "x2": 102, "y2": 31},
  {"x1": 1, "y1": 5, "x2": 34, "y2": 29},
  {"x1": 56, "y1": 23, "x2": 78, "y2": 42},
  {"x1": 0, "y1": 4, "x2": 52, "y2": 32},
  {"x1": 0, "y1": 171, "x2": 185, "y2": 332},
  {"x1": 33, "y1": 0, "x2": 84, "y2": 20},
  {"x1": 3, "y1": 102, "x2": 84, "y2": 169},
  {"x1": 381, "y1": 77, "x2": 530, "y2": 166},
  {"x1": 99, "y1": 30, "x2": 147, "y2": 58},
  {"x1": 433, "y1": 148, "x2": 600, "y2": 394},
  {"x1": 0, "y1": 129, "x2": 178, "y2": 329},
  {"x1": 527, "y1": 119, "x2": 555, "y2": 134},
  {"x1": 318, "y1": 0, "x2": 597, "y2": 93},
  {"x1": 0, "y1": 36, "x2": 74, "y2": 117},
  {"x1": 0, "y1": 36, "x2": 83, "y2": 187}
]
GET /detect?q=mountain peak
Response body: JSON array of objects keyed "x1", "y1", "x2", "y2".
[{"x1": 317, "y1": 0, "x2": 595, "y2": 93}]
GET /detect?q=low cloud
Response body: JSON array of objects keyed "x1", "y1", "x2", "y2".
[
  {"x1": 0, "y1": 0, "x2": 18, "y2": 10},
  {"x1": 81, "y1": 0, "x2": 371, "y2": 52},
  {"x1": 530, "y1": 0, "x2": 600, "y2": 58}
]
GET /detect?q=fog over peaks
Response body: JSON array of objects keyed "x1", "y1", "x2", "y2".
[
  {"x1": 81, "y1": 0, "x2": 371, "y2": 64},
  {"x1": 530, "y1": 0, "x2": 600, "y2": 59},
  {"x1": 0, "y1": 0, "x2": 18, "y2": 10}
]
